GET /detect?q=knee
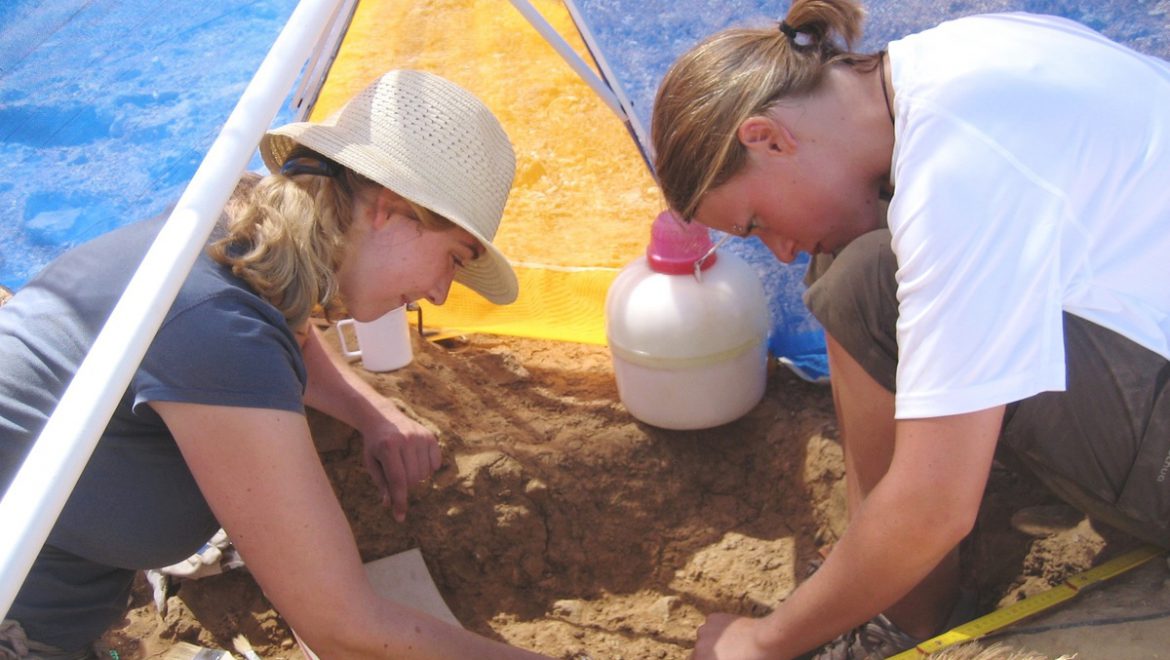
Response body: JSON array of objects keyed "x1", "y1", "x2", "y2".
[
  {"x1": 804, "y1": 230, "x2": 893, "y2": 329},
  {"x1": 804, "y1": 230, "x2": 899, "y2": 389}
]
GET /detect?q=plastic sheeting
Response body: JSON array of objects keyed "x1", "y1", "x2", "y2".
[{"x1": 0, "y1": 0, "x2": 301, "y2": 289}]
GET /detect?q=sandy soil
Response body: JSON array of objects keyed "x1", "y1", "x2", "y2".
[{"x1": 100, "y1": 326, "x2": 1162, "y2": 659}]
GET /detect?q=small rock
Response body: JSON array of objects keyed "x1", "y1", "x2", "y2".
[
  {"x1": 648, "y1": 595, "x2": 680, "y2": 622},
  {"x1": 552, "y1": 599, "x2": 584, "y2": 621}
]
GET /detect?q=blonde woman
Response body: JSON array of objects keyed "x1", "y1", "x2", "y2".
[
  {"x1": 0, "y1": 70, "x2": 550, "y2": 659},
  {"x1": 652, "y1": 1, "x2": 1170, "y2": 658}
]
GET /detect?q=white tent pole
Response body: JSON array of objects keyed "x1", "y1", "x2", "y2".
[
  {"x1": 290, "y1": 0, "x2": 359, "y2": 121},
  {"x1": 506, "y1": 0, "x2": 627, "y2": 120},
  {"x1": 0, "y1": 0, "x2": 343, "y2": 620},
  {"x1": 558, "y1": 0, "x2": 655, "y2": 171}
]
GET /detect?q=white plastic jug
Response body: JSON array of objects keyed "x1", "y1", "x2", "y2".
[{"x1": 605, "y1": 210, "x2": 770, "y2": 430}]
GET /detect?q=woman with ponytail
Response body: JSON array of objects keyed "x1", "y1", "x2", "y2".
[
  {"x1": 653, "y1": 1, "x2": 1170, "y2": 657},
  {"x1": 0, "y1": 70, "x2": 551, "y2": 659}
]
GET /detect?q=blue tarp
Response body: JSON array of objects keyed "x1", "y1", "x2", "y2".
[
  {"x1": 0, "y1": 0, "x2": 301, "y2": 290},
  {"x1": 566, "y1": 0, "x2": 1170, "y2": 381}
]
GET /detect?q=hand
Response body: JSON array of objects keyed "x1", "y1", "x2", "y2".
[
  {"x1": 359, "y1": 400, "x2": 442, "y2": 522},
  {"x1": 297, "y1": 324, "x2": 444, "y2": 523},
  {"x1": 693, "y1": 613, "x2": 775, "y2": 660}
]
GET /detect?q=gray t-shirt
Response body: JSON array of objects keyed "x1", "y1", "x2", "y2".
[{"x1": 0, "y1": 213, "x2": 306, "y2": 649}]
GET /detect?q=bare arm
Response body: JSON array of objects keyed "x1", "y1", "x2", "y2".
[
  {"x1": 153, "y1": 400, "x2": 549, "y2": 659},
  {"x1": 695, "y1": 407, "x2": 1004, "y2": 659},
  {"x1": 300, "y1": 323, "x2": 440, "y2": 521}
]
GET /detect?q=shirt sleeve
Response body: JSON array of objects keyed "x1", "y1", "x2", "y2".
[
  {"x1": 132, "y1": 290, "x2": 306, "y2": 414},
  {"x1": 889, "y1": 108, "x2": 1069, "y2": 419}
]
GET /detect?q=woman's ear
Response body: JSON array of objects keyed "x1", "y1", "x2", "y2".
[
  {"x1": 367, "y1": 187, "x2": 399, "y2": 230},
  {"x1": 737, "y1": 115, "x2": 797, "y2": 156}
]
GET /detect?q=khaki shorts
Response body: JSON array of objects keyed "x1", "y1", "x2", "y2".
[{"x1": 805, "y1": 229, "x2": 1170, "y2": 548}]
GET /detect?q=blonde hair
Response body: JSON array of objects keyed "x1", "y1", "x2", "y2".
[
  {"x1": 651, "y1": 0, "x2": 874, "y2": 220},
  {"x1": 211, "y1": 149, "x2": 453, "y2": 328}
]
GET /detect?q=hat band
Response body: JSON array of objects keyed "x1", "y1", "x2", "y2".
[{"x1": 280, "y1": 155, "x2": 341, "y2": 178}]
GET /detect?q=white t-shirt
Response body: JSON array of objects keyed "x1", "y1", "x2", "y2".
[{"x1": 886, "y1": 13, "x2": 1170, "y2": 419}]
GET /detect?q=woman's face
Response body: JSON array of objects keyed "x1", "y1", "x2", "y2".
[
  {"x1": 336, "y1": 188, "x2": 483, "y2": 322},
  {"x1": 693, "y1": 113, "x2": 885, "y2": 263}
]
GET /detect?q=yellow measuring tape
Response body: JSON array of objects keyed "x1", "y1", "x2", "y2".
[{"x1": 888, "y1": 544, "x2": 1166, "y2": 659}]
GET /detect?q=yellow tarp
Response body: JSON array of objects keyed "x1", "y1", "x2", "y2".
[{"x1": 314, "y1": 0, "x2": 662, "y2": 345}]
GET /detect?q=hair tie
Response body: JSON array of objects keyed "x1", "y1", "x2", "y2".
[
  {"x1": 778, "y1": 20, "x2": 814, "y2": 48},
  {"x1": 280, "y1": 156, "x2": 341, "y2": 178}
]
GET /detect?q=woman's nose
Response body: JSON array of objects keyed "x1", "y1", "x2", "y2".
[
  {"x1": 426, "y1": 272, "x2": 456, "y2": 306},
  {"x1": 762, "y1": 236, "x2": 799, "y2": 264}
]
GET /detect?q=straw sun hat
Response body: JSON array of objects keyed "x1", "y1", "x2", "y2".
[{"x1": 260, "y1": 69, "x2": 519, "y2": 304}]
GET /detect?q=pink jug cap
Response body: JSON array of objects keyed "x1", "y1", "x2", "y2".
[{"x1": 646, "y1": 210, "x2": 716, "y2": 275}]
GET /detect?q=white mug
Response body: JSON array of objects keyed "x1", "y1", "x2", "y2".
[{"x1": 336, "y1": 306, "x2": 413, "y2": 372}]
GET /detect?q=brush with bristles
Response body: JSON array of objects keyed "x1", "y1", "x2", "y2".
[{"x1": 231, "y1": 634, "x2": 262, "y2": 660}]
